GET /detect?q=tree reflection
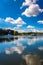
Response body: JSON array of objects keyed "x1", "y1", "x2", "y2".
[{"x1": 0, "y1": 37, "x2": 18, "y2": 42}]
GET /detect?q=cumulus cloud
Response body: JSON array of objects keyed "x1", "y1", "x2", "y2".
[
  {"x1": 32, "y1": 29, "x2": 43, "y2": 32},
  {"x1": 13, "y1": 27, "x2": 26, "y2": 32},
  {"x1": 21, "y1": 0, "x2": 37, "y2": 8},
  {"x1": 13, "y1": 24, "x2": 42, "y2": 32},
  {"x1": 31, "y1": 29, "x2": 39, "y2": 32},
  {"x1": 27, "y1": 25, "x2": 39, "y2": 32},
  {"x1": 0, "y1": 17, "x2": 26, "y2": 30},
  {"x1": 5, "y1": 17, "x2": 15, "y2": 23},
  {"x1": 27, "y1": 25, "x2": 42, "y2": 32},
  {"x1": 16, "y1": 25, "x2": 22, "y2": 27},
  {"x1": 22, "y1": 4, "x2": 43, "y2": 17},
  {"x1": 5, "y1": 17, "x2": 26, "y2": 25},
  {"x1": 27, "y1": 25, "x2": 35, "y2": 28},
  {"x1": 32, "y1": 29, "x2": 40, "y2": 32},
  {"x1": 15, "y1": 17, "x2": 26, "y2": 24},
  {"x1": 37, "y1": 20, "x2": 43, "y2": 24},
  {"x1": 16, "y1": 29, "x2": 26, "y2": 33}
]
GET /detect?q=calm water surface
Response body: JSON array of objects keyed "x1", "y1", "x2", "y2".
[{"x1": 0, "y1": 36, "x2": 43, "y2": 65}]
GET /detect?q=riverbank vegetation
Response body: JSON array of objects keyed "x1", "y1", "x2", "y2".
[{"x1": 0, "y1": 28, "x2": 43, "y2": 36}]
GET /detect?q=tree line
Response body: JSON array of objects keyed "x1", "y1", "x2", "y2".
[{"x1": 0, "y1": 28, "x2": 43, "y2": 36}]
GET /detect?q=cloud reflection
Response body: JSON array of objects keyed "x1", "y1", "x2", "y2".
[
  {"x1": 12, "y1": 36, "x2": 43, "y2": 46},
  {"x1": 38, "y1": 46, "x2": 43, "y2": 51},
  {"x1": 0, "y1": 36, "x2": 43, "y2": 55},
  {"x1": 27, "y1": 37, "x2": 43, "y2": 45},
  {"x1": 5, "y1": 46, "x2": 26, "y2": 55},
  {"x1": 23, "y1": 54, "x2": 41, "y2": 65}
]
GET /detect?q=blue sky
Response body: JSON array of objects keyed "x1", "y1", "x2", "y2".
[{"x1": 0, "y1": 0, "x2": 43, "y2": 32}]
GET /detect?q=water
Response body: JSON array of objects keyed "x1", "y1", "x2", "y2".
[{"x1": 0, "y1": 35, "x2": 43, "y2": 65}]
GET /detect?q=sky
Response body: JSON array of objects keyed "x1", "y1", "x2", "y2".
[{"x1": 0, "y1": 0, "x2": 43, "y2": 32}]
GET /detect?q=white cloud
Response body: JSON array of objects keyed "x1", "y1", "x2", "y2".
[
  {"x1": 27, "y1": 25, "x2": 42, "y2": 32},
  {"x1": 5, "y1": 17, "x2": 26, "y2": 25},
  {"x1": 22, "y1": 4, "x2": 43, "y2": 17},
  {"x1": 16, "y1": 29, "x2": 25, "y2": 33},
  {"x1": 32, "y1": 29, "x2": 40, "y2": 32},
  {"x1": 15, "y1": 17, "x2": 26, "y2": 24},
  {"x1": 38, "y1": 20, "x2": 43, "y2": 24},
  {"x1": 5, "y1": 17, "x2": 15, "y2": 23},
  {"x1": 27, "y1": 25, "x2": 35, "y2": 28},
  {"x1": 13, "y1": 28, "x2": 26, "y2": 32},
  {"x1": 21, "y1": 0, "x2": 37, "y2": 8},
  {"x1": 16, "y1": 25, "x2": 22, "y2": 27},
  {"x1": 32, "y1": 29, "x2": 43, "y2": 32},
  {"x1": 13, "y1": 25, "x2": 43, "y2": 32}
]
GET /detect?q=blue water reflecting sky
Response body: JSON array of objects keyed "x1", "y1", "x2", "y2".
[
  {"x1": 0, "y1": 36, "x2": 43, "y2": 65},
  {"x1": 0, "y1": 36, "x2": 43, "y2": 55}
]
